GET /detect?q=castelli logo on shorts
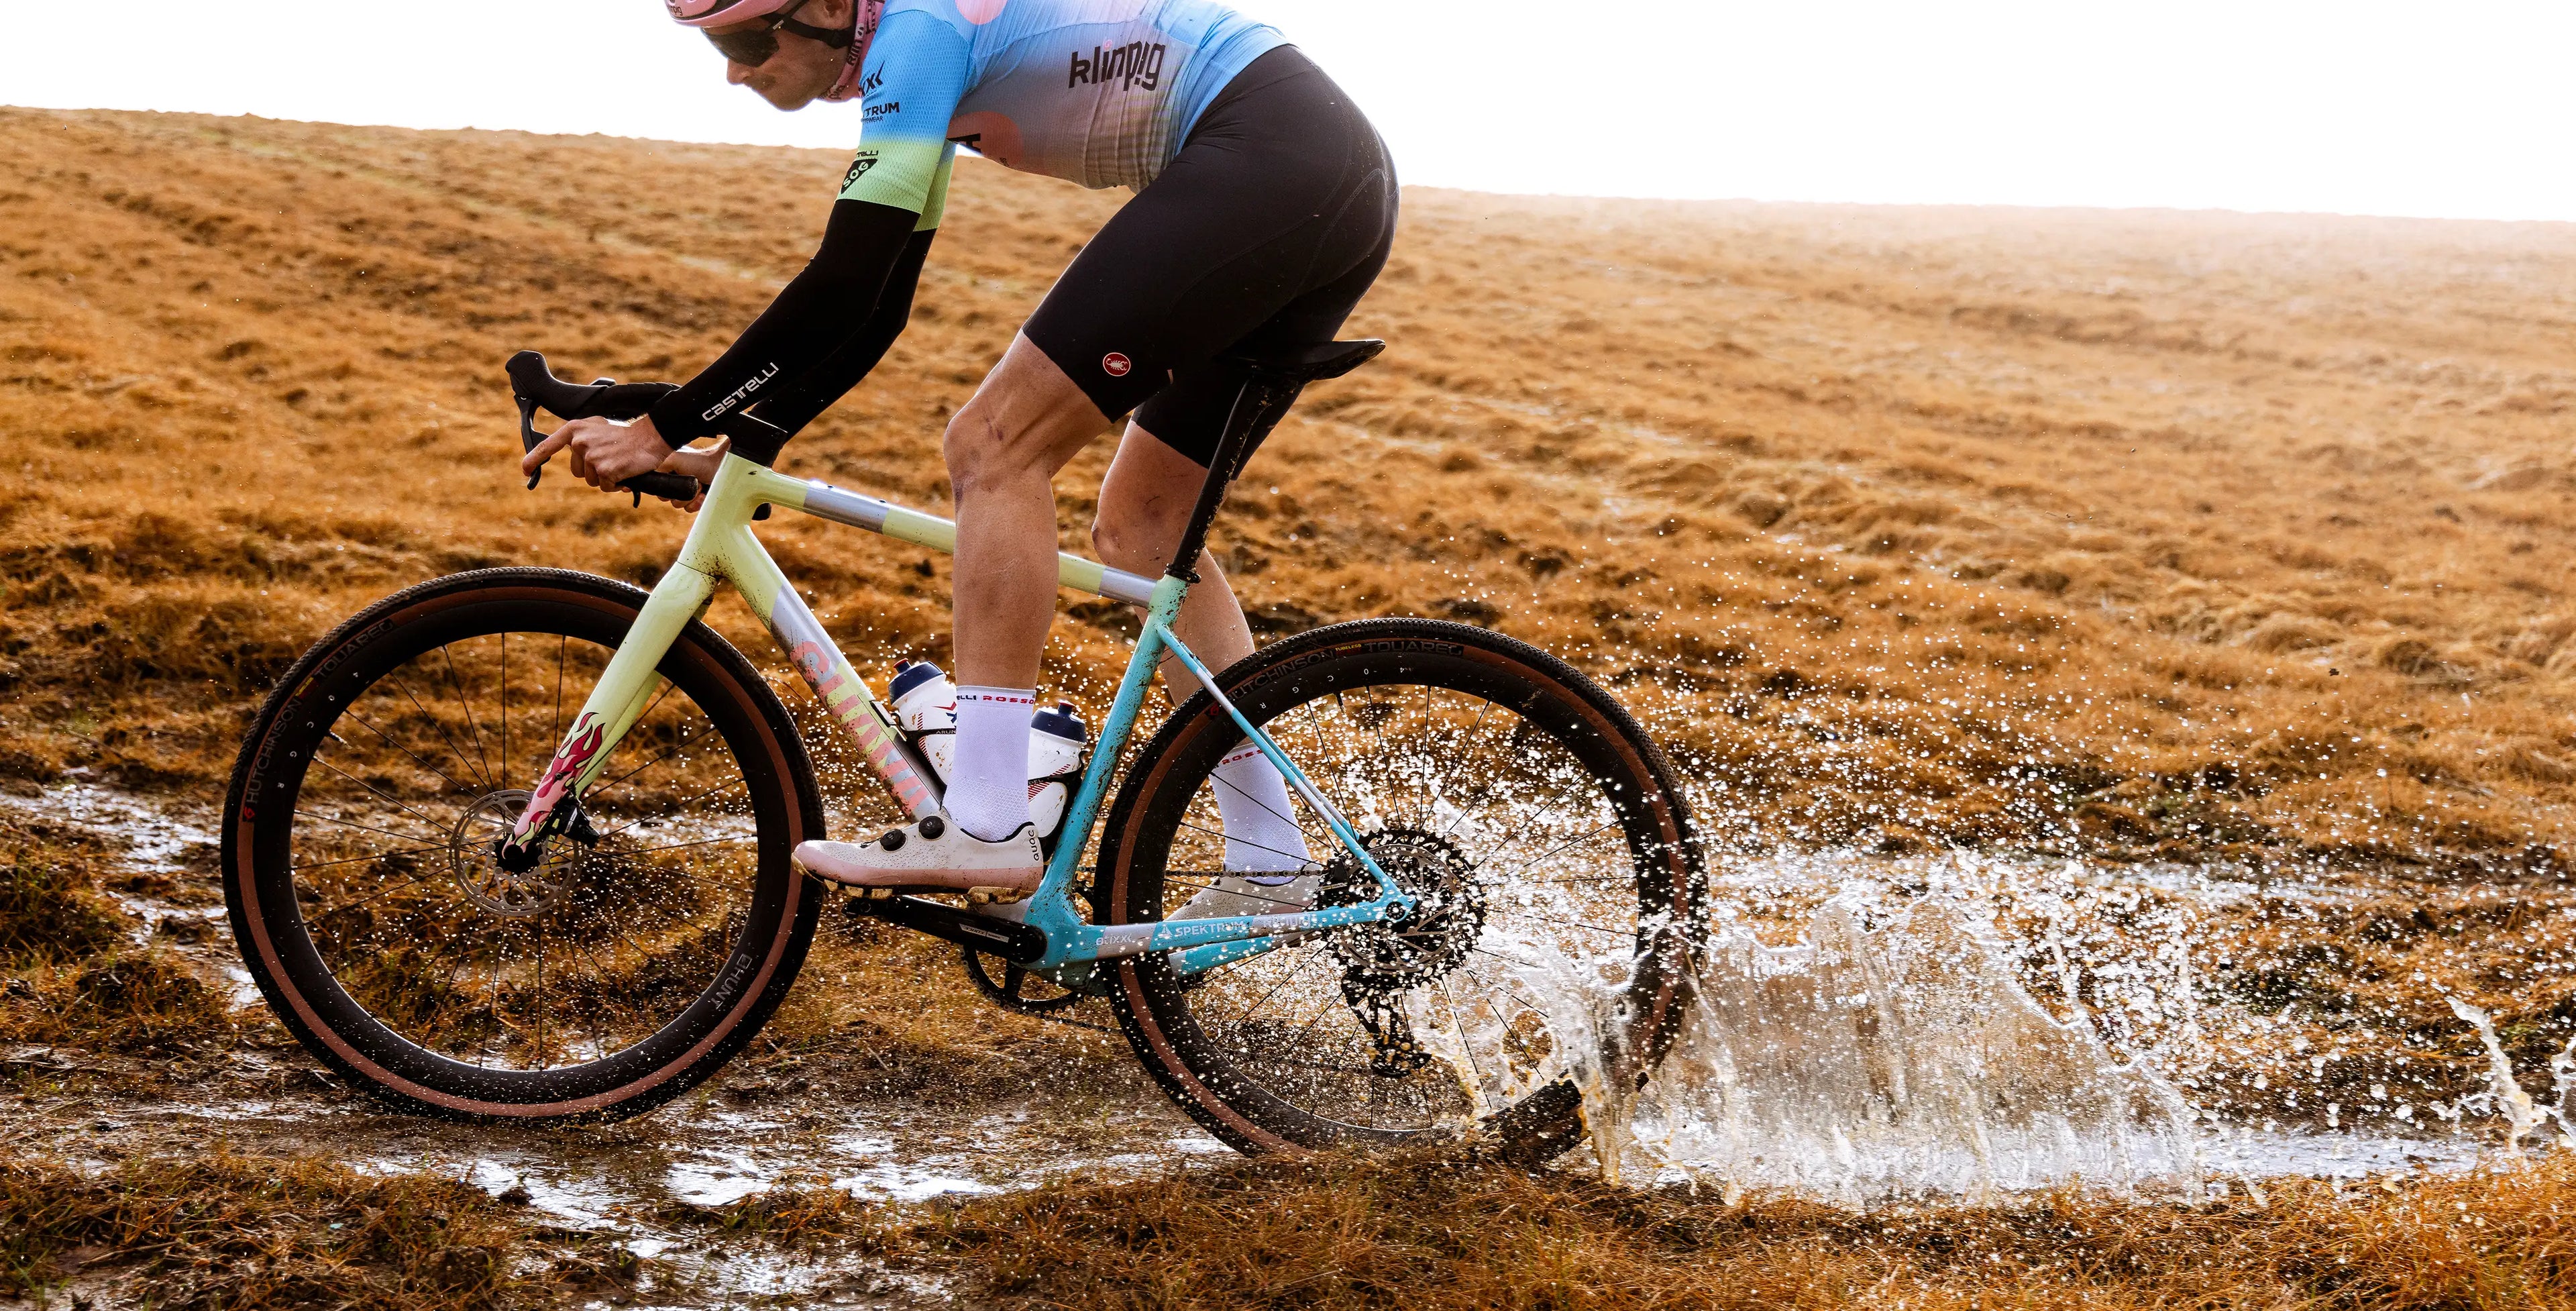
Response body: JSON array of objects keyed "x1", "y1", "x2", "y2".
[{"x1": 1101, "y1": 352, "x2": 1132, "y2": 377}]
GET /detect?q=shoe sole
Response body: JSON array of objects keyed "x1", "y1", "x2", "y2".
[{"x1": 793, "y1": 857, "x2": 1038, "y2": 903}]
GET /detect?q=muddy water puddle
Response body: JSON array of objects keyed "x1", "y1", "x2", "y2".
[
  {"x1": 13, "y1": 1071, "x2": 1222, "y2": 1307},
  {"x1": 6, "y1": 782, "x2": 2562, "y2": 1249}
]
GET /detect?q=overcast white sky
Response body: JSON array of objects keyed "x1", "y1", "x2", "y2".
[{"x1": 6, "y1": 1, "x2": 2571, "y2": 221}]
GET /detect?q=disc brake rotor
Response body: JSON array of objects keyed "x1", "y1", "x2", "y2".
[{"x1": 450, "y1": 790, "x2": 568, "y2": 918}]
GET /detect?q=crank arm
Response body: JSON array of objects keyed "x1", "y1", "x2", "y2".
[{"x1": 853, "y1": 894, "x2": 1049, "y2": 965}]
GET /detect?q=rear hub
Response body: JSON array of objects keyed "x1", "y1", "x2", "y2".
[{"x1": 1318, "y1": 827, "x2": 1486, "y2": 992}]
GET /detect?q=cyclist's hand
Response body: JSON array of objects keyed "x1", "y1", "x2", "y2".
[
  {"x1": 521, "y1": 413, "x2": 676, "y2": 493},
  {"x1": 655, "y1": 437, "x2": 729, "y2": 513}
]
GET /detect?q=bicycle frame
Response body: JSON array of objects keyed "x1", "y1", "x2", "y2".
[{"x1": 496, "y1": 450, "x2": 1411, "y2": 981}]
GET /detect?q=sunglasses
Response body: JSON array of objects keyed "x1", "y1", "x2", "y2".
[{"x1": 706, "y1": 0, "x2": 851, "y2": 67}]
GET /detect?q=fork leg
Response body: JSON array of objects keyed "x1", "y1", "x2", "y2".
[{"x1": 496, "y1": 562, "x2": 716, "y2": 865}]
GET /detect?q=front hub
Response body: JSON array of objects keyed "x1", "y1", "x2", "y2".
[{"x1": 455, "y1": 790, "x2": 572, "y2": 918}]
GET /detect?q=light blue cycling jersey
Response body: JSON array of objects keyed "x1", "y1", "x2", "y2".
[{"x1": 835, "y1": 0, "x2": 1284, "y2": 224}]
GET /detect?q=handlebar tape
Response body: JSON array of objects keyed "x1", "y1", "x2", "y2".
[{"x1": 621, "y1": 471, "x2": 704, "y2": 503}]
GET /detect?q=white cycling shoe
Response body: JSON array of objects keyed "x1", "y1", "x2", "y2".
[
  {"x1": 793, "y1": 813, "x2": 1043, "y2": 900},
  {"x1": 1169, "y1": 870, "x2": 1322, "y2": 920}
]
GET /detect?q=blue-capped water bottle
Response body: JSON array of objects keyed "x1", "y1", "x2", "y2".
[{"x1": 1026, "y1": 700, "x2": 1090, "y2": 839}]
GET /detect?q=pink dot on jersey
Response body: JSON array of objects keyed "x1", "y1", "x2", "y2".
[
  {"x1": 945, "y1": 111, "x2": 1023, "y2": 168},
  {"x1": 956, "y1": 0, "x2": 1006, "y2": 22}
]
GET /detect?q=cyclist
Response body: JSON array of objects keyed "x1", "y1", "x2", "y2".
[{"x1": 523, "y1": 0, "x2": 1395, "y2": 905}]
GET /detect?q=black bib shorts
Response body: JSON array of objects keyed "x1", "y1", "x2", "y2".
[{"x1": 1021, "y1": 46, "x2": 1398, "y2": 467}]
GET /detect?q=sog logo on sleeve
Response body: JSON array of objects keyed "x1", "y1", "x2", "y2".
[
  {"x1": 841, "y1": 154, "x2": 879, "y2": 190},
  {"x1": 1068, "y1": 40, "x2": 1167, "y2": 91}
]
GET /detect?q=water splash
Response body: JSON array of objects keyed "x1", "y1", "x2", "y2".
[
  {"x1": 2553, "y1": 1035, "x2": 2576, "y2": 1151},
  {"x1": 2448, "y1": 995, "x2": 2543, "y2": 1154},
  {"x1": 1507, "y1": 890, "x2": 2196, "y2": 1204},
  {"x1": 1478, "y1": 844, "x2": 2576, "y2": 1205}
]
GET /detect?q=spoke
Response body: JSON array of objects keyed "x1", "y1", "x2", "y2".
[
  {"x1": 610, "y1": 833, "x2": 758, "y2": 859},
  {"x1": 307, "y1": 864, "x2": 443, "y2": 921},
  {"x1": 293, "y1": 807, "x2": 440, "y2": 848},
  {"x1": 1472, "y1": 944, "x2": 1552, "y2": 971},
  {"x1": 292, "y1": 844, "x2": 446, "y2": 875},
  {"x1": 311, "y1": 756, "x2": 449, "y2": 837},
  {"x1": 341, "y1": 706, "x2": 479, "y2": 800},
  {"x1": 1175, "y1": 820, "x2": 1312, "y2": 872},
  {"x1": 1437, "y1": 974, "x2": 1493, "y2": 1098},
  {"x1": 534, "y1": 922, "x2": 546, "y2": 1071},
  {"x1": 552, "y1": 635, "x2": 567, "y2": 752},
  {"x1": 1218, "y1": 945, "x2": 1328, "y2": 1022},
  {"x1": 1481, "y1": 821, "x2": 1618, "y2": 880},
  {"x1": 479, "y1": 942, "x2": 506, "y2": 1069},
  {"x1": 1248, "y1": 1055, "x2": 1408, "y2": 1080},
  {"x1": 500, "y1": 631, "x2": 511, "y2": 788},
  {"x1": 1277, "y1": 997, "x2": 1346, "y2": 1056},
  {"x1": 1430, "y1": 693, "x2": 1495, "y2": 842},
  {"x1": 1362, "y1": 688, "x2": 1394, "y2": 774},
  {"x1": 390, "y1": 671, "x2": 494, "y2": 794},
  {"x1": 1208, "y1": 745, "x2": 1302, "y2": 834},
  {"x1": 591, "y1": 776, "x2": 751, "y2": 843},
  {"x1": 555, "y1": 933, "x2": 633, "y2": 1065},
  {"x1": 587, "y1": 719, "x2": 713, "y2": 804},
  {"x1": 441, "y1": 644, "x2": 498, "y2": 792},
  {"x1": 1513, "y1": 910, "x2": 1633, "y2": 941},
  {"x1": 1457, "y1": 959, "x2": 1557, "y2": 1025}
]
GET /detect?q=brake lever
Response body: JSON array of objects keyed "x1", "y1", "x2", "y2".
[
  {"x1": 517, "y1": 397, "x2": 545, "y2": 489},
  {"x1": 515, "y1": 378, "x2": 623, "y2": 491}
]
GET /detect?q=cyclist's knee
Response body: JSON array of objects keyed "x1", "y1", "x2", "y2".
[
  {"x1": 941, "y1": 403, "x2": 1019, "y2": 495},
  {"x1": 1089, "y1": 513, "x2": 1167, "y2": 572},
  {"x1": 1091, "y1": 472, "x2": 1191, "y2": 570}
]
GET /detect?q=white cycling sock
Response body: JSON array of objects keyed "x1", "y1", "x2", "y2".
[
  {"x1": 947, "y1": 686, "x2": 1034, "y2": 842},
  {"x1": 1212, "y1": 743, "x2": 1310, "y2": 878}
]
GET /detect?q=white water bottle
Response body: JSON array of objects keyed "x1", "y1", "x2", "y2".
[
  {"x1": 1026, "y1": 700, "x2": 1090, "y2": 839},
  {"x1": 889, "y1": 660, "x2": 957, "y2": 784}
]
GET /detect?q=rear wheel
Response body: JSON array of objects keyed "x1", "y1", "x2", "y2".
[
  {"x1": 1097, "y1": 619, "x2": 1703, "y2": 1161},
  {"x1": 221, "y1": 568, "x2": 824, "y2": 1123}
]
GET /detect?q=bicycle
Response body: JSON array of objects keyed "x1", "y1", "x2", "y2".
[{"x1": 221, "y1": 340, "x2": 1705, "y2": 1161}]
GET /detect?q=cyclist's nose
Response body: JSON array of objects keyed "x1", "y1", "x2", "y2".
[{"x1": 727, "y1": 62, "x2": 758, "y2": 87}]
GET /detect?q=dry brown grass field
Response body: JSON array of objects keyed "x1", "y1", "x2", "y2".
[
  {"x1": 7, "y1": 107, "x2": 2576, "y2": 867},
  {"x1": 5, "y1": 106, "x2": 2576, "y2": 1307}
]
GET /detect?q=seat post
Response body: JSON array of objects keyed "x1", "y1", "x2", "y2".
[{"x1": 1161, "y1": 372, "x2": 1284, "y2": 584}]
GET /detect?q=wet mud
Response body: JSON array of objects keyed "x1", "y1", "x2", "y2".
[{"x1": 7, "y1": 782, "x2": 2552, "y2": 1228}]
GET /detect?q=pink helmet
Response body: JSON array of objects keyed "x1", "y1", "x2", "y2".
[
  {"x1": 663, "y1": 0, "x2": 806, "y2": 26},
  {"x1": 666, "y1": 0, "x2": 884, "y2": 101}
]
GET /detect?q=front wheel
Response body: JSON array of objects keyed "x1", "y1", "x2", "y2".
[
  {"x1": 221, "y1": 568, "x2": 826, "y2": 1123},
  {"x1": 1097, "y1": 619, "x2": 1704, "y2": 1161}
]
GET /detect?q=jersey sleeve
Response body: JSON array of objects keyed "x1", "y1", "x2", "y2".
[
  {"x1": 912, "y1": 143, "x2": 957, "y2": 231},
  {"x1": 837, "y1": 10, "x2": 970, "y2": 218}
]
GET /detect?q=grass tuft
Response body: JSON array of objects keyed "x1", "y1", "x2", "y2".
[
  {"x1": 0, "y1": 1149, "x2": 572, "y2": 1309},
  {"x1": 0, "y1": 838, "x2": 129, "y2": 966},
  {"x1": 913, "y1": 1150, "x2": 2576, "y2": 1310},
  {"x1": 2, "y1": 947, "x2": 236, "y2": 1054}
]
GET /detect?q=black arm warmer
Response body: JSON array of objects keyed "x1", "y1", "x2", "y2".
[
  {"x1": 746, "y1": 226, "x2": 935, "y2": 435},
  {"x1": 649, "y1": 199, "x2": 923, "y2": 445}
]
